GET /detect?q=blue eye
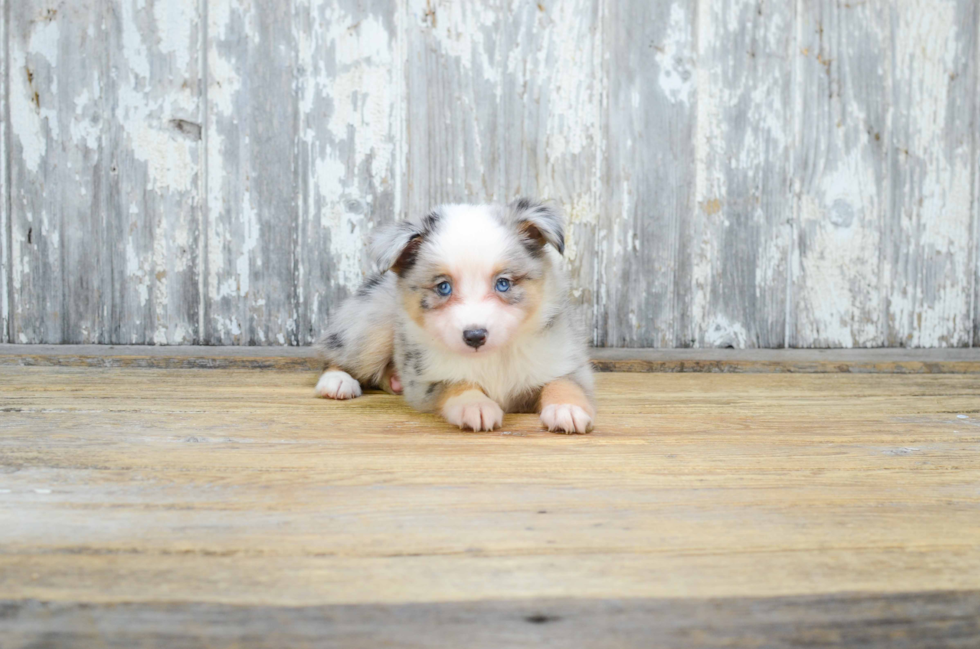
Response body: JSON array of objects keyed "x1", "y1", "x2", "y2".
[
  {"x1": 495, "y1": 278, "x2": 512, "y2": 292},
  {"x1": 435, "y1": 281, "x2": 452, "y2": 297}
]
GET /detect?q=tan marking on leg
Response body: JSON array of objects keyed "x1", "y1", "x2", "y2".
[
  {"x1": 538, "y1": 379, "x2": 595, "y2": 418},
  {"x1": 438, "y1": 383, "x2": 503, "y2": 431},
  {"x1": 436, "y1": 382, "x2": 484, "y2": 408}
]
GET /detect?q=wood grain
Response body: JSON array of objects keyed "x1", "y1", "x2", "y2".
[
  {"x1": 7, "y1": 1, "x2": 203, "y2": 345},
  {"x1": 0, "y1": 367, "x2": 978, "y2": 644},
  {"x1": 2, "y1": 1, "x2": 979, "y2": 348},
  {"x1": 597, "y1": 0, "x2": 696, "y2": 347},
  {"x1": 294, "y1": 0, "x2": 399, "y2": 345},
  {"x1": 205, "y1": 0, "x2": 299, "y2": 345},
  {"x1": 886, "y1": 0, "x2": 978, "y2": 347},
  {"x1": 1, "y1": 0, "x2": 8, "y2": 342},
  {"x1": 8, "y1": 1, "x2": 108, "y2": 343},
  {"x1": 2, "y1": 344, "x2": 980, "y2": 373},
  {"x1": 793, "y1": 0, "x2": 888, "y2": 347},
  {"x1": 104, "y1": 0, "x2": 203, "y2": 344},
  {"x1": 4, "y1": 591, "x2": 979, "y2": 648},
  {"x1": 691, "y1": 0, "x2": 794, "y2": 349}
]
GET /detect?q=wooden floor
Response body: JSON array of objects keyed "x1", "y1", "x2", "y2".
[{"x1": 1, "y1": 363, "x2": 979, "y2": 647}]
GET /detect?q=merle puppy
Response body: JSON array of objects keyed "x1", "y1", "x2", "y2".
[{"x1": 315, "y1": 199, "x2": 595, "y2": 434}]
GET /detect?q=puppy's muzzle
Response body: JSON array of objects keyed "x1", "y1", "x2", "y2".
[{"x1": 463, "y1": 328, "x2": 488, "y2": 349}]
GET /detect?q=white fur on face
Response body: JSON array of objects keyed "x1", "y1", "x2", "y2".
[{"x1": 422, "y1": 205, "x2": 528, "y2": 354}]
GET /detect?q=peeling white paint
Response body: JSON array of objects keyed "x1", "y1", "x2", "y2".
[
  {"x1": 655, "y1": 4, "x2": 693, "y2": 105},
  {"x1": 703, "y1": 316, "x2": 749, "y2": 349},
  {"x1": 10, "y1": 45, "x2": 52, "y2": 174},
  {"x1": 886, "y1": 0, "x2": 973, "y2": 347},
  {"x1": 153, "y1": 0, "x2": 195, "y2": 74},
  {"x1": 5, "y1": 0, "x2": 979, "y2": 347}
]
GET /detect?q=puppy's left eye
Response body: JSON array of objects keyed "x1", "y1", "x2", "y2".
[
  {"x1": 435, "y1": 281, "x2": 452, "y2": 297},
  {"x1": 495, "y1": 278, "x2": 512, "y2": 293}
]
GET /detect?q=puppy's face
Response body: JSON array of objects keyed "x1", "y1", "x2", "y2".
[{"x1": 375, "y1": 200, "x2": 564, "y2": 355}]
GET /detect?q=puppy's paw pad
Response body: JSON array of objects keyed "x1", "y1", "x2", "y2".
[
  {"x1": 442, "y1": 391, "x2": 504, "y2": 431},
  {"x1": 315, "y1": 370, "x2": 362, "y2": 400},
  {"x1": 540, "y1": 404, "x2": 593, "y2": 434}
]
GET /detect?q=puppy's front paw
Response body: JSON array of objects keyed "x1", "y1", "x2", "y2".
[
  {"x1": 442, "y1": 390, "x2": 504, "y2": 431},
  {"x1": 315, "y1": 370, "x2": 362, "y2": 400},
  {"x1": 540, "y1": 404, "x2": 593, "y2": 434}
]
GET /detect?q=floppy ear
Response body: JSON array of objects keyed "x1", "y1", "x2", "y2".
[
  {"x1": 370, "y1": 222, "x2": 423, "y2": 274},
  {"x1": 509, "y1": 198, "x2": 565, "y2": 255},
  {"x1": 370, "y1": 210, "x2": 441, "y2": 274}
]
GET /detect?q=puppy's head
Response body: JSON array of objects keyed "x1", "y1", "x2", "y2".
[{"x1": 372, "y1": 199, "x2": 564, "y2": 354}]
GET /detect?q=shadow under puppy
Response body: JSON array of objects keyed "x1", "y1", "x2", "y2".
[{"x1": 315, "y1": 199, "x2": 595, "y2": 434}]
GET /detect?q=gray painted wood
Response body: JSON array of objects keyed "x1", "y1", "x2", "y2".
[
  {"x1": 4, "y1": 591, "x2": 979, "y2": 649},
  {"x1": 975, "y1": 6, "x2": 980, "y2": 349},
  {"x1": 7, "y1": 1, "x2": 202, "y2": 345},
  {"x1": 205, "y1": 0, "x2": 299, "y2": 344},
  {"x1": 794, "y1": 0, "x2": 978, "y2": 349},
  {"x1": 793, "y1": 0, "x2": 891, "y2": 348},
  {"x1": 9, "y1": 1, "x2": 108, "y2": 344},
  {"x1": 2, "y1": 1, "x2": 979, "y2": 348},
  {"x1": 1, "y1": 0, "x2": 8, "y2": 342},
  {"x1": 104, "y1": 0, "x2": 203, "y2": 344},
  {"x1": 597, "y1": 0, "x2": 696, "y2": 348},
  {"x1": 885, "y1": 0, "x2": 977, "y2": 347},
  {"x1": 294, "y1": 0, "x2": 399, "y2": 345},
  {"x1": 690, "y1": 0, "x2": 795, "y2": 349},
  {"x1": 3, "y1": 343, "x2": 980, "y2": 374}
]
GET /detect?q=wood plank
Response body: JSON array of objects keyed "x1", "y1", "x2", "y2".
[
  {"x1": 588, "y1": 346, "x2": 980, "y2": 374},
  {"x1": 293, "y1": 0, "x2": 399, "y2": 345},
  {"x1": 205, "y1": 0, "x2": 299, "y2": 344},
  {"x1": 597, "y1": 0, "x2": 696, "y2": 347},
  {"x1": 793, "y1": 1, "x2": 889, "y2": 347},
  {"x1": 402, "y1": 1, "x2": 500, "y2": 212},
  {"x1": 885, "y1": 0, "x2": 978, "y2": 347},
  {"x1": 102, "y1": 0, "x2": 204, "y2": 344},
  {"x1": 8, "y1": 1, "x2": 108, "y2": 343},
  {"x1": 0, "y1": 368, "x2": 978, "y2": 648},
  {"x1": 1, "y1": 0, "x2": 7, "y2": 342},
  {"x1": 975, "y1": 7, "x2": 980, "y2": 349},
  {"x1": 3, "y1": 591, "x2": 979, "y2": 649},
  {"x1": 403, "y1": 0, "x2": 602, "y2": 335},
  {"x1": 2, "y1": 344, "x2": 980, "y2": 373},
  {"x1": 691, "y1": 0, "x2": 794, "y2": 348}
]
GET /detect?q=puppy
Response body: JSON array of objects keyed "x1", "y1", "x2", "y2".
[{"x1": 314, "y1": 198, "x2": 595, "y2": 434}]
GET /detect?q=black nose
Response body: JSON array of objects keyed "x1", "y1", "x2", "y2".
[{"x1": 463, "y1": 329, "x2": 488, "y2": 349}]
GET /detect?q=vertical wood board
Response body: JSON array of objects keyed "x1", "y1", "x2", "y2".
[
  {"x1": 884, "y1": 0, "x2": 977, "y2": 347},
  {"x1": 1, "y1": 0, "x2": 8, "y2": 342},
  {"x1": 597, "y1": 0, "x2": 697, "y2": 348},
  {"x1": 103, "y1": 0, "x2": 203, "y2": 344},
  {"x1": 205, "y1": 0, "x2": 299, "y2": 344},
  {"x1": 0, "y1": 1, "x2": 977, "y2": 348},
  {"x1": 793, "y1": 0, "x2": 890, "y2": 348},
  {"x1": 8, "y1": 1, "x2": 108, "y2": 343},
  {"x1": 294, "y1": 0, "x2": 399, "y2": 345},
  {"x1": 691, "y1": 0, "x2": 795, "y2": 349}
]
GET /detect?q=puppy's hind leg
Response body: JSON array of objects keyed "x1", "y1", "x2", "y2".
[{"x1": 314, "y1": 273, "x2": 398, "y2": 400}]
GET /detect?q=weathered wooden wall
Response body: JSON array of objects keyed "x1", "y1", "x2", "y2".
[{"x1": 2, "y1": 1, "x2": 978, "y2": 347}]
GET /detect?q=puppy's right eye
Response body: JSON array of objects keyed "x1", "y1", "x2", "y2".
[{"x1": 435, "y1": 281, "x2": 452, "y2": 297}]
